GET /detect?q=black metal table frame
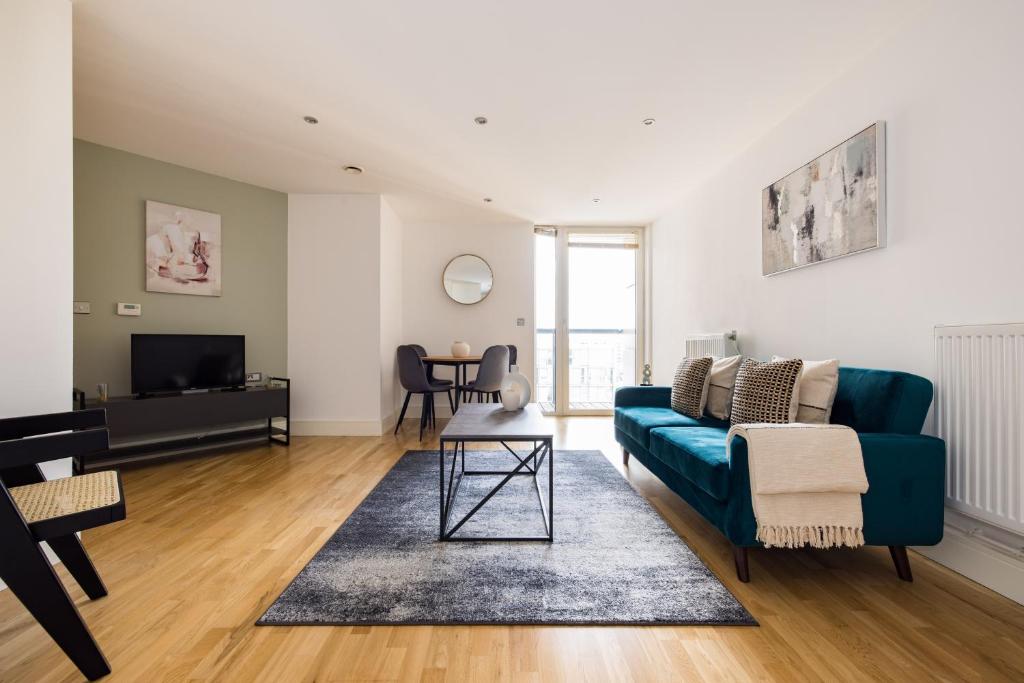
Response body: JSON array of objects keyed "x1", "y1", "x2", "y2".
[
  {"x1": 423, "y1": 358, "x2": 480, "y2": 410},
  {"x1": 439, "y1": 437, "x2": 554, "y2": 542}
]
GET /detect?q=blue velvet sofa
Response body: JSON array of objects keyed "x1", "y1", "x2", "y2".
[{"x1": 614, "y1": 367, "x2": 945, "y2": 582}]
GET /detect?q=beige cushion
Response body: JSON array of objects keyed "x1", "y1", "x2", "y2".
[
  {"x1": 705, "y1": 354, "x2": 743, "y2": 420},
  {"x1": 670, "y1": 357, "x2": 713, "y2": 419},
  {"x1": 730, "y1": 358, "x2": 804, "y2": 426},
  {"x1": 773, "y1": 356, "x2": 840, "y2": 423}
]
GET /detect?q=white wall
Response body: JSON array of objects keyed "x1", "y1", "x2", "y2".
[
  {"x1": 652, "y1": 0, "x2": 1024, "y2": 388},
  {"x1": 378, "y1": 198, "x2": 404, "y2": 428},
  {"x1": 288, "y1": 194, "x2": 386, "y2": 434},
  {"x1": 650, "y1": 0, "x2": 1024, "y2": 601},
  {"x1": 401, "y1": 221, "x2": 535, "y2": 416},
  {"x1": 0, "y1": 0, "x2": 73, "y2": 475},
  {"x1": 0, "y1": 0, "x2": 73, "y2": 586}
]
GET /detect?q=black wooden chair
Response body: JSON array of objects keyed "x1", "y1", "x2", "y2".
[
  {"x1": 395, "y1": 345, "x2": 456, "y2": 439},
  {"x1": 458, "y1": 345, "x2": 510, "y2": 404},
  {"x1": 0, "y1": 409, "x2": 124, "y2": 681}
]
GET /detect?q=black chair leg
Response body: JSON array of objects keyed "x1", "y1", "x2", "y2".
[
  {"x1": 394, "y1": 391, "x2": 411, "y2": 435},
  {"x1": 0, "y1": 499, "x2": 110, "y2": 680},
  {"x1": 447, "y1": 390, "x2": 455, "y2": 414},
  {"x1": 47, "y1": 535, "x2": 107, "y2": 600},
  {"x1": 418, "y1": 393, "x2": 427, "y2": 440},
  {"x1": 430, "y1": 393, "x2": 437, "y2": 429}
]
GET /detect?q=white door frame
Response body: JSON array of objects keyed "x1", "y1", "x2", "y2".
[{"x1": 549, "y1": 226, "x2": 645, "y2": 416}]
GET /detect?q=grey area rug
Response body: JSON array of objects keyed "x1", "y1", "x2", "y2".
[{"x1": 258, "y1": 450, "x2": 755, "y2": 626}]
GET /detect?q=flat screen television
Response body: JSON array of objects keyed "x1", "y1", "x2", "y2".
[{"x1": 131, "y1": 334, "x2": 245, "y2": 395}]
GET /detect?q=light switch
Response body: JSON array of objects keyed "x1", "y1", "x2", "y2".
[
  {"x1": 117, "y1": 302, "x2": 142, "y2": 316},
  {"x1": 516, "y1": 317, "x2": 526, "y2": 327},
  {"x1": 73, "y1": 301, "x2": 91, "y2": 314}
]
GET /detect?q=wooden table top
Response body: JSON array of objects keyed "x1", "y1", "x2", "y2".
[
  {"x1": 440, "y1": 403, "x2": 551, "y2": 440},
  {"x1": 422, "y1": 355, "x2": 482, "y2": 363}
]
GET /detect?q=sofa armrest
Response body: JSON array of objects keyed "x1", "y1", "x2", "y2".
[
  {"x1": 858, "y1": 433, "x2": 945, "y2": 473},
  {"x1": 858, "y1": 432, "x2": 946, "y2": 544},
  {"x1": 725, "y1": 431, "x2": 946, "y2": 546},
  {"x1": 614, "y1": 386, "x2": 671, "y2": 408}
]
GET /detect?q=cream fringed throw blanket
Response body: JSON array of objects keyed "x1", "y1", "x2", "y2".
[{"x1": 727, "y1": 424, "x2": 869, "y2": 549}]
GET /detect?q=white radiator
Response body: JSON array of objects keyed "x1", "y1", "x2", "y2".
[
  {"x1": 685, "y1": 331, "x2": 739, "y2": 359},
  {"x1": 934, "y1": 323, "x2": 1024, "y2": 535}
]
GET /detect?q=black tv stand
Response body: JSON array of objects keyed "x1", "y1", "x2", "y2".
[{"x1": 74, "y1": 378, "x2": 290, "y2": 472}]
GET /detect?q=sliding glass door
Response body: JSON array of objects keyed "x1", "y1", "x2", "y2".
[{"x1": 535, "y1": 227, "x2": 643, "y2": 415}]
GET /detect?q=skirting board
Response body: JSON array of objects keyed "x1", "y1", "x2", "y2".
[
  {"x1": 292, "y1": 417, "x2": 393, "y2": 437},
  {"x1": 915, "y1": 522, "x2": 1024, "y2": 606}
]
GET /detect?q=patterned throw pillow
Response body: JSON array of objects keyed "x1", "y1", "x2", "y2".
[
  {"x1": 671, "y1": 357, "x2": 714, "y2": 419},
  {"x1": 730, "y1": 358, "x2": 804, "y2": 426}
]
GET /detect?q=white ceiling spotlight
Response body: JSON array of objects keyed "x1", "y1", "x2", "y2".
[
  {"x1": 642, "y1": 118, "x2": 656, "y2": 126},
  {"x1": 303, "y1": 115, "x2": 319, "y2": 124},
  {"x1": 342, "y1": 165, "x2": 363, "y2": 175},
  {"x1": 593, "y1": 198, "x2": 601, "y2": 203},
  {"x1": 474, "y1": 116, "x2": 488, "y2": 125}
]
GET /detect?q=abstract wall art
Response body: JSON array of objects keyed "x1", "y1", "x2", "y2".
[
  {"x1": 145, "y1": 200, "x2": 222, "y2": 296},
  {"x1": 761, "y1": 121, "x2": 885, "y2": 276}
]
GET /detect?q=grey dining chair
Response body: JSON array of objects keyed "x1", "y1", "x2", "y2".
[
  {"x1": 395, "y1": 345, "x2": 455, "y2": 439},
  {"x1": 507, "y1": 344, "x2": 518, "y2": 370},
  {"x1": 458, "y1": 345, "x2": 509, "y2": 404},
  {"x1": 409, "y1": 344, "x2": 452, "y2": 387}
]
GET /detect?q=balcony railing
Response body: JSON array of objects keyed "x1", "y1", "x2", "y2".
[{"x1": 535, "y1": 328, "x2": 636, "y2": 412}]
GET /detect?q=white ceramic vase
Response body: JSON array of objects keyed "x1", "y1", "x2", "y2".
[
  {"x1": 451, "y1": 341, "x2": 471, "y2": 357},
  {"x1": 500, "y1": 364, "x2": 532, "y2": 411},
  {"x1": 500, "y1": 385, "x2": 522, "y2": 411}
]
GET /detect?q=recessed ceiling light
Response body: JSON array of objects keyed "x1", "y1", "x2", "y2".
[
  {"x1": 303, "y1": 115, "x2": 319, "y2": 124},
  {"x1": 474, "y1": 116, "x2": 489, "y2": 125},
  {"x1": 593, "y1": 198, "x2": 601, "y2": 203},
  {"x1": 642, "y1": 118, "x2": 656, "y2": 126},
  {"x1": 342, "y1": 165, "x2": 363, "y2": 175},
  {"x1": 483, "y1": 197, "x2": 493, "y2": 203}
]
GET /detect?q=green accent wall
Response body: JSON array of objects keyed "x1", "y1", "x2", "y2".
[{"x1": 73, "y1": 140, "x2": 287, "y2": 397}]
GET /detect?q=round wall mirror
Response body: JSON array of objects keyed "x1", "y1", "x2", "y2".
[{"x1": 442, "y1": 254, "x2": 493, "y2": 305}]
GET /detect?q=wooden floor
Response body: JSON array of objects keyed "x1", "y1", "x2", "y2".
[{"x1": 2, "y1": 417, "x2": 1023, "y2": 682}]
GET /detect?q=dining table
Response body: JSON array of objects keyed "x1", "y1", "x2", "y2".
[{"x1": 422, "y1": 355, "x2": 481, "y2": 410}]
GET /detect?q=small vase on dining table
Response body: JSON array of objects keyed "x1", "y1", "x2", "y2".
[{"x1": 451, "y1": 341, "x2": 471, "y2": 357}]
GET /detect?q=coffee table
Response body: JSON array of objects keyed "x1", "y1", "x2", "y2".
[{"x1": 438, "y1": 403, "x2": 554, "y2": 542}]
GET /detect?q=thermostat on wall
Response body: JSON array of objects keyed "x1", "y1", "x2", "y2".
[{"x1": 117, "y1": 302, "x2": 141, "y2": 316}]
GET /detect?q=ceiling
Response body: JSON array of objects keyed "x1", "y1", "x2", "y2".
[{"x1": 72, "y1": 1, "x2": 923, "y2": 224}]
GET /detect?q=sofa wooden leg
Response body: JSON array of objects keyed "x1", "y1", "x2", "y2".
[
  {"x1": 889, "y1": 545, "x2": 913, "y2": 582},
  {"x1": 622, "y1": 448, "x2": 630, "y2": 465},
  {"x1": 733, "y1": 546, "x2": 750, "y2": 583}
]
